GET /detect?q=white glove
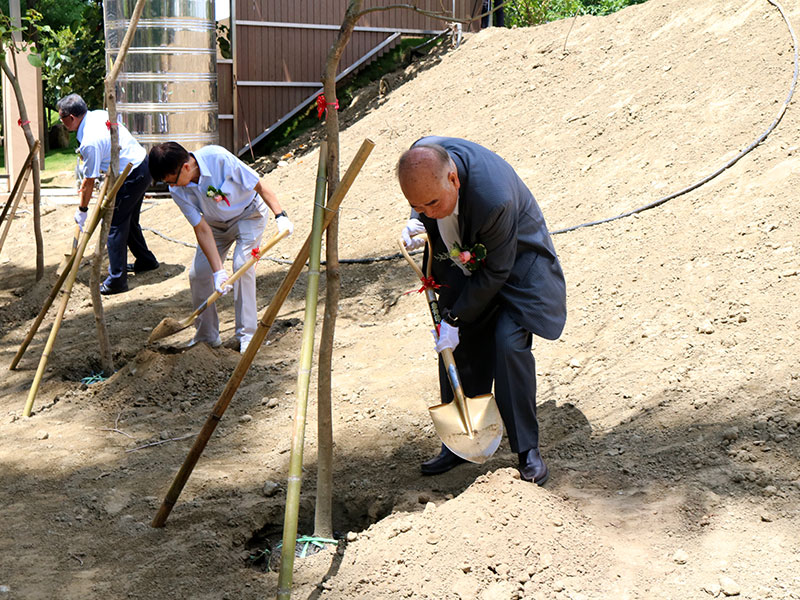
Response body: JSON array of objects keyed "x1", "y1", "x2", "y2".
[
  {"x1": 74, "y1": 207, "x2": 88, "y2": 232},
  {"x1": 212, "y1": 269, "x2": 233, "y2": 295},
  {"x1": 433, "y1": 321, "x2": 459, "y2": 353},
  {"x1": 401, "y1": 218, "x2": 426, "y2": 251},
  {"x1": 276, "y1": 214, "x2": 294, "y2": 236}
]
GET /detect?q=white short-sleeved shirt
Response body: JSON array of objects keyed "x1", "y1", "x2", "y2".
[
  {"x1": 76, "y1": 110, "x2": 146, "y2": 178},
  {"x1": 169, "y1": 145, "x2": 261, "y2": 228}
]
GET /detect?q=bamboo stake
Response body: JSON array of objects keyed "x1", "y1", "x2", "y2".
[
  {"x1": 276, "y1": 145, "x2": 328, "y2": 599},
  {"x1": 22, "y1": 164, "x2": 132, "y2": 417},
  {"x1": 57, "y1": 225, "x2": 81, "y2": 276},
  {"x1": 10, "y1": 178, "x2": 111, "y2": 370},
  {"x1": 0, "y1": 140, "x2": 39, "y2": 230},
  {"x1": 0, "y1": 140, "x2": 40, "y2": 257},
  {"x1": 151, "y1": 138, "x2": 375, "y2": 528}
]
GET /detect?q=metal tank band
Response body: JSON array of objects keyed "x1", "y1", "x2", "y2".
[{"x1": 104, "y1": 0, "x2": 219, "y2": 151}]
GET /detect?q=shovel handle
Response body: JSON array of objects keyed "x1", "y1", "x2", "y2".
[
  {"x1": 398, "y1": 238, "x2": 475, "y2": 437},
  {"x1": 182, "y1": 228, "x2": 290, "y2": 324}
]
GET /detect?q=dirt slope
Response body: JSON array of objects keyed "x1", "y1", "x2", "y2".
[{"x1": 1, "y1": 0, "x2": 800, "y2": 598}]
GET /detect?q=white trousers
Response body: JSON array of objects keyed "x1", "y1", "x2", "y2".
[{"x1": 190, "y1": 200, "x2": 268, "y2": 345}]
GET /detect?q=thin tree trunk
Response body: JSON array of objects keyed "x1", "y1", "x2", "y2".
[
  {"x1": 91, "y1": 0, "x2": 148, "y2": 374},
  {"x1": 314, "y1": 0, "x2": 363, "y2": 540},
  {"x1": 0, "y1": 54, "x2": 43, "y2": 280}
]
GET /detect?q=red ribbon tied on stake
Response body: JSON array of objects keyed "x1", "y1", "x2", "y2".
[
  {"x1": 316, "y1": 94, "x2": 339, "y2": 119},
  {"x1": 17, "y1": 118, "x2": 30, "y2": 127},
  {"x1": 105, "y1": 120, "x2": 118, "y2": 130},
  {"x1": 416, "y1": 276, "x2": 441, "y2": 294},
  {"x1": 251, "y1": 248, "x2": 261, "y2": 260}
]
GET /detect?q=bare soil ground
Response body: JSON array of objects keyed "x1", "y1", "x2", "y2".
[{"x1": 2, "y1": 0, "x2": 800, "y2": 598}]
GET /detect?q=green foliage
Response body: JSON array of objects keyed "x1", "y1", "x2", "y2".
[
  {"x1": 36, "y1": 1, "x2": 105, "y2": 109},
  {"x1": 0, "y1": 1, "x2": 105, "y2": 112},
  {"x1": 504, "y1": 0, "x2": 647, "y2": 27},
  {"x1": 216, "y1": 22, "x2": 231, "y2": 60}
]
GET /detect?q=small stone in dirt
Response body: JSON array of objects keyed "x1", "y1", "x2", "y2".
[
  {"x1": 552, "y1": 580, "x2": 566, "y2": 592},
  {"x1": 719, "y1": 575, "x2": 740, "y2": 596},
  {"x1": 760, "y1": 512, "x2": 775, "y2": 522},
  {"x1": 418, "y1": 492, "x2": 431, "y2": 504},
  {"x1": 702, "y1": 583, "x2": 721, "y2": 597},
  {"x1": 452, "y1": 574, "x2": 478, "y2": 599},
  {"x1": 159, "y1": 430, "x2": 170, "y2": 440},
  {"x1": 180, "y1": 401, "x2": 192, "y2": 412},
  {"x1": 568, "y1": 358, "x2": 582, "y2": 368},
  {"x1": 722, "y1": 427, "x2": 739, "y2": 442},
  {"x1": 480, "y1": 581, "x2": 516, "y2": 600},
  {"x1": 262, "y1": 480, "x2": 280, "y2": 497},
  {"x1": 0, "y1": 585, "x2": 10, "y2": 593},
  {"x1": 36, "y1": 430, "x2": 49, "y2": 440},
  {"x1": 426, "y1": 534, "x2": 440, "y2": 545},
  {"x1": 539, "y1": 553, "x2": 553, "y2": 570},
  {"x1": 346, "y1": 531, "x2": 358, "y2": 542},
  {"x1": 697, "y1": 320, "x2": 715, "y2": 334},
  {"x1": 238, "y1": 414, "x2": 253, "y2": 423},
  {"x1": 424, "y1": 501, "x2": 436, "y2": 514},
  {"x1": 672, "y1": 549, "x2": 689, "y2": 564}
]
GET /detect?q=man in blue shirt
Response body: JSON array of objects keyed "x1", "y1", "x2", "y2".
[
  {"x1": 57, "y1": 94, "x2": 159, "y2": 295},
  {"x1": 148, "y1": 142, "x2": 293, "y2": 354}
]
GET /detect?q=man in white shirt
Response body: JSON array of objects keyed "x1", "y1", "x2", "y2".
[
  {"x1": 148, "y1": 142, "x2": 293, "y2": 354},
  {"x1": 57, "y1": 94, "x2": 159, "y2": 295}
]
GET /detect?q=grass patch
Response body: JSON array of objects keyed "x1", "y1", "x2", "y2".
[
  {"x1": 0, "y1": 134, "x2": 79, "y2": 187},
  {"x1": 41, "y1": 144, "x2": 79, "y2": 187}
]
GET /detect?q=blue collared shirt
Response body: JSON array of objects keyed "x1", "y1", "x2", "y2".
[
  {"x1": 77, "y1": 110, "x2": 145, "y2": 178},
  {"x1": 169, "y1": 145, "x2": 261, "y2": 227}
]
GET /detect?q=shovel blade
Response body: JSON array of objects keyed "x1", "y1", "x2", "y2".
[
  {"x1": 429, "y1": 393, "x2": 503, "y2": 464},
  {"x1": 147, "y1": 317, "x2": 187, "y2": 343}
]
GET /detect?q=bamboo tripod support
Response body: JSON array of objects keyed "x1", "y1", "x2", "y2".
[
  {"x1": 151, "y1": 138, "x2": 375, "y2": 528},
  {"x1": 10, "y1": 178, "x2": 111, "y2": 371},
  {"x1": 0, "y1": 140, "x2": 41, "y2": 257},
  {"x1": 22, "y1": 164, "x2": 132, "y2": 417},
  {"x1": 276, "y1": 144, "x2": 328, "y2": 599}
]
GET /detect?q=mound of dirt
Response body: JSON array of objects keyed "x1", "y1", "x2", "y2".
[{"x1": 2, "y1": 0, "x2": 800, "y2": 598}]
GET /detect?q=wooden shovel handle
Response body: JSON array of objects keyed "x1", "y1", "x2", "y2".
[
  {"x1": 181, "y1": 228, "x2": 290, "y2": 325},
  {"x1": 399, "y1": 237, "x2": 474, "y2": 436}
]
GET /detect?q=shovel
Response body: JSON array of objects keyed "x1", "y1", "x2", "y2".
[
  {"x1": 147, "y1": 229, "x2": 289, "y2": 343},
  {"x1": 399, "y1": 238, "x2": 503, "y2": 464}
]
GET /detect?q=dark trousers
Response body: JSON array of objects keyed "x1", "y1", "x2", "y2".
[
  {"x1": 481, "y1": 0, "x2": 505, "y2": 28},
  {"x1": 438, "y1": 307, "x2": 539, "y2": 454},
  {"x1": 104, "y1": 157, "x2": 156, "y2": 288}
]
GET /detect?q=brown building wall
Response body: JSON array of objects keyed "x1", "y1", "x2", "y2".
[{"x1": 219, "y1": 0, "x2": 482, "y2": 155}]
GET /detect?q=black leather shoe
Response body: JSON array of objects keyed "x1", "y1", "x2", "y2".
[
  {"x1": 518, "y1": 448, "x2": 549, "y2": 486},
  {"x1": 421, "y1": 444, "x2": 466, "y2": 476},
  {"x1": 127, "y1": 260, "x2": 159, "y2": 274},
  {"x1": 100, "y1": 281, "x2": 129, "y2": 295}
]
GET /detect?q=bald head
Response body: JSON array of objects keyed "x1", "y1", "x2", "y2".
[{"x1": 397, "y1": 144, "x2": 460, "y2": 219}]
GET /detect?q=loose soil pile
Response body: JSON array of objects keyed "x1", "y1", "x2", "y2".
[{"x1": 2, "y1": 0, "x2": 799, "y2": 598}]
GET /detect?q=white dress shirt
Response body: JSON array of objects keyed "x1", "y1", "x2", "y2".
[
  {"x1": 77, "y1": 110, "x2": 145, "y2": 178},
  {"x1": 169, "y1": 145, "x2": 262, "y2": 228}
]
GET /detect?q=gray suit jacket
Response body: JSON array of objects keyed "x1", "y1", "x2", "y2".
[{"x1": 413, "y1": 136, "x2": 567, "y2": 340}]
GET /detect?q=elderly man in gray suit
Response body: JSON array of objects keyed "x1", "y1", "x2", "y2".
[{"x1": 398, "y1": 136, "x2": 566, "y2": 485}]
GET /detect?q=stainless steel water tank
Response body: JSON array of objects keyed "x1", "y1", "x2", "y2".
[{"x1": 104, "y1": 0, "x2": 218, "y2": 150}]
